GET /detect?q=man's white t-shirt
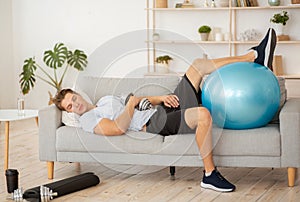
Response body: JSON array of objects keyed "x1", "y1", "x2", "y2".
[{"x1": 79, "y1": 95, "x2": 157, "y2": 133}]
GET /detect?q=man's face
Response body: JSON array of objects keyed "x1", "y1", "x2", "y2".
[{"x1": 61, "y1": 93, "x2": 89, "y2": 115}]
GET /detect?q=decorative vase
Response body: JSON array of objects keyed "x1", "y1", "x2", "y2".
[
  {"x1": 268, "y1": 0, "x2": 280, "y2": 6},
  {"x1": 203, "y1": 0, "x2": 209, "y2": 7},
  {"x1": 17, "y1": 97, "x2": 25, "y2": 116},
  {"x1": 200, "y1": 33, "x2": 209, "y2": 41}
]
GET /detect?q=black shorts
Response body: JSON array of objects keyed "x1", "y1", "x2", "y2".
[{"x1": 146, "y1": 74, "x2": 202, "y2": 136}]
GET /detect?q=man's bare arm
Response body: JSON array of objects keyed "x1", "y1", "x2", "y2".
[
  {"x1": 146, "y1": 95, "x2": 179, "y2": 108},
  {"x1": 94, "y1": 96, "x2": 140, "y2": 136}
]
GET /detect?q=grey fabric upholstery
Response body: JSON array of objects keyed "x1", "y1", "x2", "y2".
[
  {"x1": 75, "y1": 76, "x2": 180, "y2": 104},
  {"x1": 39, "y1": 76, "x2": 300, "y2": 176}
]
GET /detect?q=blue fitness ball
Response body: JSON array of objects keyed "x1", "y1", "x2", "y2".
[{"x1": 202, "y1": 62, "x2": 280, "y2": 129}]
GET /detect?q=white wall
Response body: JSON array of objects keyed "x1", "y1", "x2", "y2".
[
  {"x1": 0, "y1": 0, "x2": 14, "y2": 108},
  {"x1": 10, "y1": 0, "x2": 147, "y2": 109},
  {"x1": 1, "y1": 0, "x2": 299, "y2": 109}
]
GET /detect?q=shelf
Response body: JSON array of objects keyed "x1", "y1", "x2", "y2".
[
  {"x1": 146, "y1": 5, "x2": 300, "y2": 11},
  {"x1": 147, "y1": 40, "x2": 230, "y2": 44},
  {"x1": 233, "y1": 40, "x2": 300, "y2": 44},
  {"x1": 145, "y1": 72, "x2": 300, "y2": 79},
  {"x1": 281, "y1": 74, "x2": 300, "y2": 79},
  {"x1": 146, "y1": 7, "x2": 230, "y2": 11},
  {"x1": 147, "y1": 40, "x2": 300, "y2": 44},
  {"x1": 144, "y1": 72, "x2": 184, "y2": 77},
  {"x1": 232, "y1": 5, "x2": 300, "y2": 10},
  {"x1": 146, "y1": 0, "x2": 300, "y2": 77}
]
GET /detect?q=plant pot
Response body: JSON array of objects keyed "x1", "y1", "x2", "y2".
[
  {"x1": 155, "y1": 0, "x2": 167, "y2": 8},
  {"x1": 156, "y1": 63, "x2": 169, "y2": 73},
  {"x1": 200, "y1": 33, "x2": 209, "y2": 41},
  {"x1": 273, "y1": 23, "x2": 284, "y2": 36}
]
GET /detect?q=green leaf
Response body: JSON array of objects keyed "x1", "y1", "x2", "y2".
[
  {"x1": 67, "y1": 49, "x2": 88, "y2": 71},
  {"x1": 19, "y1": 58, "x2": 37, "y2": 95},
  {"x1": 43, "y1": 43, "x2": 68, "y2": 69}
]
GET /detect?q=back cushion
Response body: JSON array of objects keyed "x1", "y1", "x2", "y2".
[
  {"x1": 271, "y1": 76, "x2": 286, "y2": 123},
  {"x1": 76, "y1": 76, "x2": 180, "y2": 104}
]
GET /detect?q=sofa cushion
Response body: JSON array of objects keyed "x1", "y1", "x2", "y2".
[
  {"x1": 270, "y1": 76, "x2": 286, "y2": 123},
  {"x1": 57, "y1": 124, "x2": 281, "y2": 157},
  {"x1": 161, "y1": 124, "x2": 281, "y2": 156},
  {"x1": 56, "y1": 126, "x2": 164, "y2": 154}
]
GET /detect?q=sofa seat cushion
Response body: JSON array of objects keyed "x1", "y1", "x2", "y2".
[
  {"x1": 56, "y1": 126, "x2": 164, "y2": 154},
  {"x1": 57, "y1": 124, "x2": 280, "y2": 157},
  {"x1": 161, "y1": 124, "x2": 281, "y2": 156}
]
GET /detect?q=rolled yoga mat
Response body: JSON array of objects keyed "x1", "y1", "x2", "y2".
[{"x1": 23, "y1": 172, "x2": 100, "y2": 201}]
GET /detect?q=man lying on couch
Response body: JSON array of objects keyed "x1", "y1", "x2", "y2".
[{"x1": 53, "y1": 28, "x2": 277, "y2": 192}]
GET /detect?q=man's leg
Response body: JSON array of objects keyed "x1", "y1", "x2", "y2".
[
  {"x1": 186, "y1": 28, "x2": 276, "y2": 92},
  {"x1": 184, "y1": 107, "x2": 214, "y2": 172},
  {"x1": 184, "y1": 107, "x2": 235, "y2": 192},
  {"x1": 185, "y1": 51, "x2": 255, "y2": 91},
  {"x1": 172, "y1": 51, "x2": 256, "y2": 110}
]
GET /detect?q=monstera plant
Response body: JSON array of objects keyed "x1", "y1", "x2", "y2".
[{"x1": 19, "y1": 43, "x2": 88, "y2": 104}]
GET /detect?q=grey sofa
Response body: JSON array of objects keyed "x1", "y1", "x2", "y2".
[{"x1": 39, "y1": 75, "x2": 300, "y2": 187}]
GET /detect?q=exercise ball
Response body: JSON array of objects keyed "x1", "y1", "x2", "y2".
[{"x1": 202, "y1": 62, "x2": 280, "y2": 129}]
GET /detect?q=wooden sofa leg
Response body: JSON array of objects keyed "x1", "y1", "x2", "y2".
[
  {"x1": 47, "y1": 161, "x2": 54, "y2": 179},
  {"x1": 287, "y1": 167, "x2": 297, "y2": 187}
]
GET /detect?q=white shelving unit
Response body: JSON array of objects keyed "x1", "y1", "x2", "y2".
[{"x1": 145, "y1": 0, "x2": 300, "y2": 80}]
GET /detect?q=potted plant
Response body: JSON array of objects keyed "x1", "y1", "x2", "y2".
[
  {"x1": 198, "y1": 25, "x2": 212, "y2": 41},
  {"x1": 270, "y1": 11, "x2": 289, "y2": 35},
  {"x1": 155, "y1": 55, "x2": 173, "y2": 73},
  {"x1": 19, "y1": 42, "x2": 88, "y2": 104}
]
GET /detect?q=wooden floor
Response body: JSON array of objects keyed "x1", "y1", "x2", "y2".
[{"x1": 0, "y1": 119, "x2": 299, "y2": 202}]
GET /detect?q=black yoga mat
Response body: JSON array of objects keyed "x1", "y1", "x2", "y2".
[{"x1": 23, "y1": 172, "x2": 100, "y2": 201}]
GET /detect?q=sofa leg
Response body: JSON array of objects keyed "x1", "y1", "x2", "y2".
[
  {"x1": 287, "y1": 167, "x2": 297, "y2": 187},
  {"x1": 47, "y1": 161, "x2": 54, "y2": 180},
  {"x1": 170, "y1": 166, "x2": 176, "y2": 180},
  {"x1": 170, "y1": 166, "x2": 176, "y2": 176}
]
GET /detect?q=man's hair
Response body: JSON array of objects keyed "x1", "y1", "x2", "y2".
[{"x1": 53, "y1": 88, "x2": 76, "y2": 111}]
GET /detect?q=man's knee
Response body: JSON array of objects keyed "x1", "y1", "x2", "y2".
[
  {"x1": 191, "y1": 58, "x2": 215, "y2": 73},
  {"x1": 198, "y1": 107, "x2": 212, "y2": 125},
  {"x1": 192, "y1": 59, "x2": 204, "y2": 68}
]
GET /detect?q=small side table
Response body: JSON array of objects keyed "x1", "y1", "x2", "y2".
[{"x1": 0, "y1": 109, "x2": 38, "y2": 170}]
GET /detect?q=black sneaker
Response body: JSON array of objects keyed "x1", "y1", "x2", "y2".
[
  {"x1": 200, "y1": 169, "x2": 236, "y2": 192},
  {"x1": 251, "y1": 28, "x2": 277, "y2": 69}
]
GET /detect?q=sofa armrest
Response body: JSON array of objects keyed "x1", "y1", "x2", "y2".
[
  {"x1": 38, "y1": 104, "x2": 62, "y2": 162},
  {"x1": 280, "y1": 98, "x2": 300, "y2": 167}
]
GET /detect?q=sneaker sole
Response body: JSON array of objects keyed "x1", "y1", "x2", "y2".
[
  {"x1": 266, "y1": 30, "x2": 276, "y2": 68},
  {"x1": 200, "y1": 182, "x2": 235, "y2": 192},
  {"x1": 264, "y1": 29, "x2": 276, "y2": 67}
]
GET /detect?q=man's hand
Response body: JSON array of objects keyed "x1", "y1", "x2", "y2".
[
  {"x1": 125, "y1": 93, "x2": 152, "y2": 110},
  {"x1": 127, "y1": 95, "x2": 141, "y2": 108},
  {"x1": 162, "y1": 94, "x2": 179, "y2": 108}
]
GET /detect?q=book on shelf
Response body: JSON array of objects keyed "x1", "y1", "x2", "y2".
[
  {"x1": 181, "y1": 3, "x2": 194, "y2": 8},
  {"x1": 273, "y1": 55, "x2": 284, "y2": 76},
  {"x1": 235, "y1": 0, "x2": 258, "y2": 7}
]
